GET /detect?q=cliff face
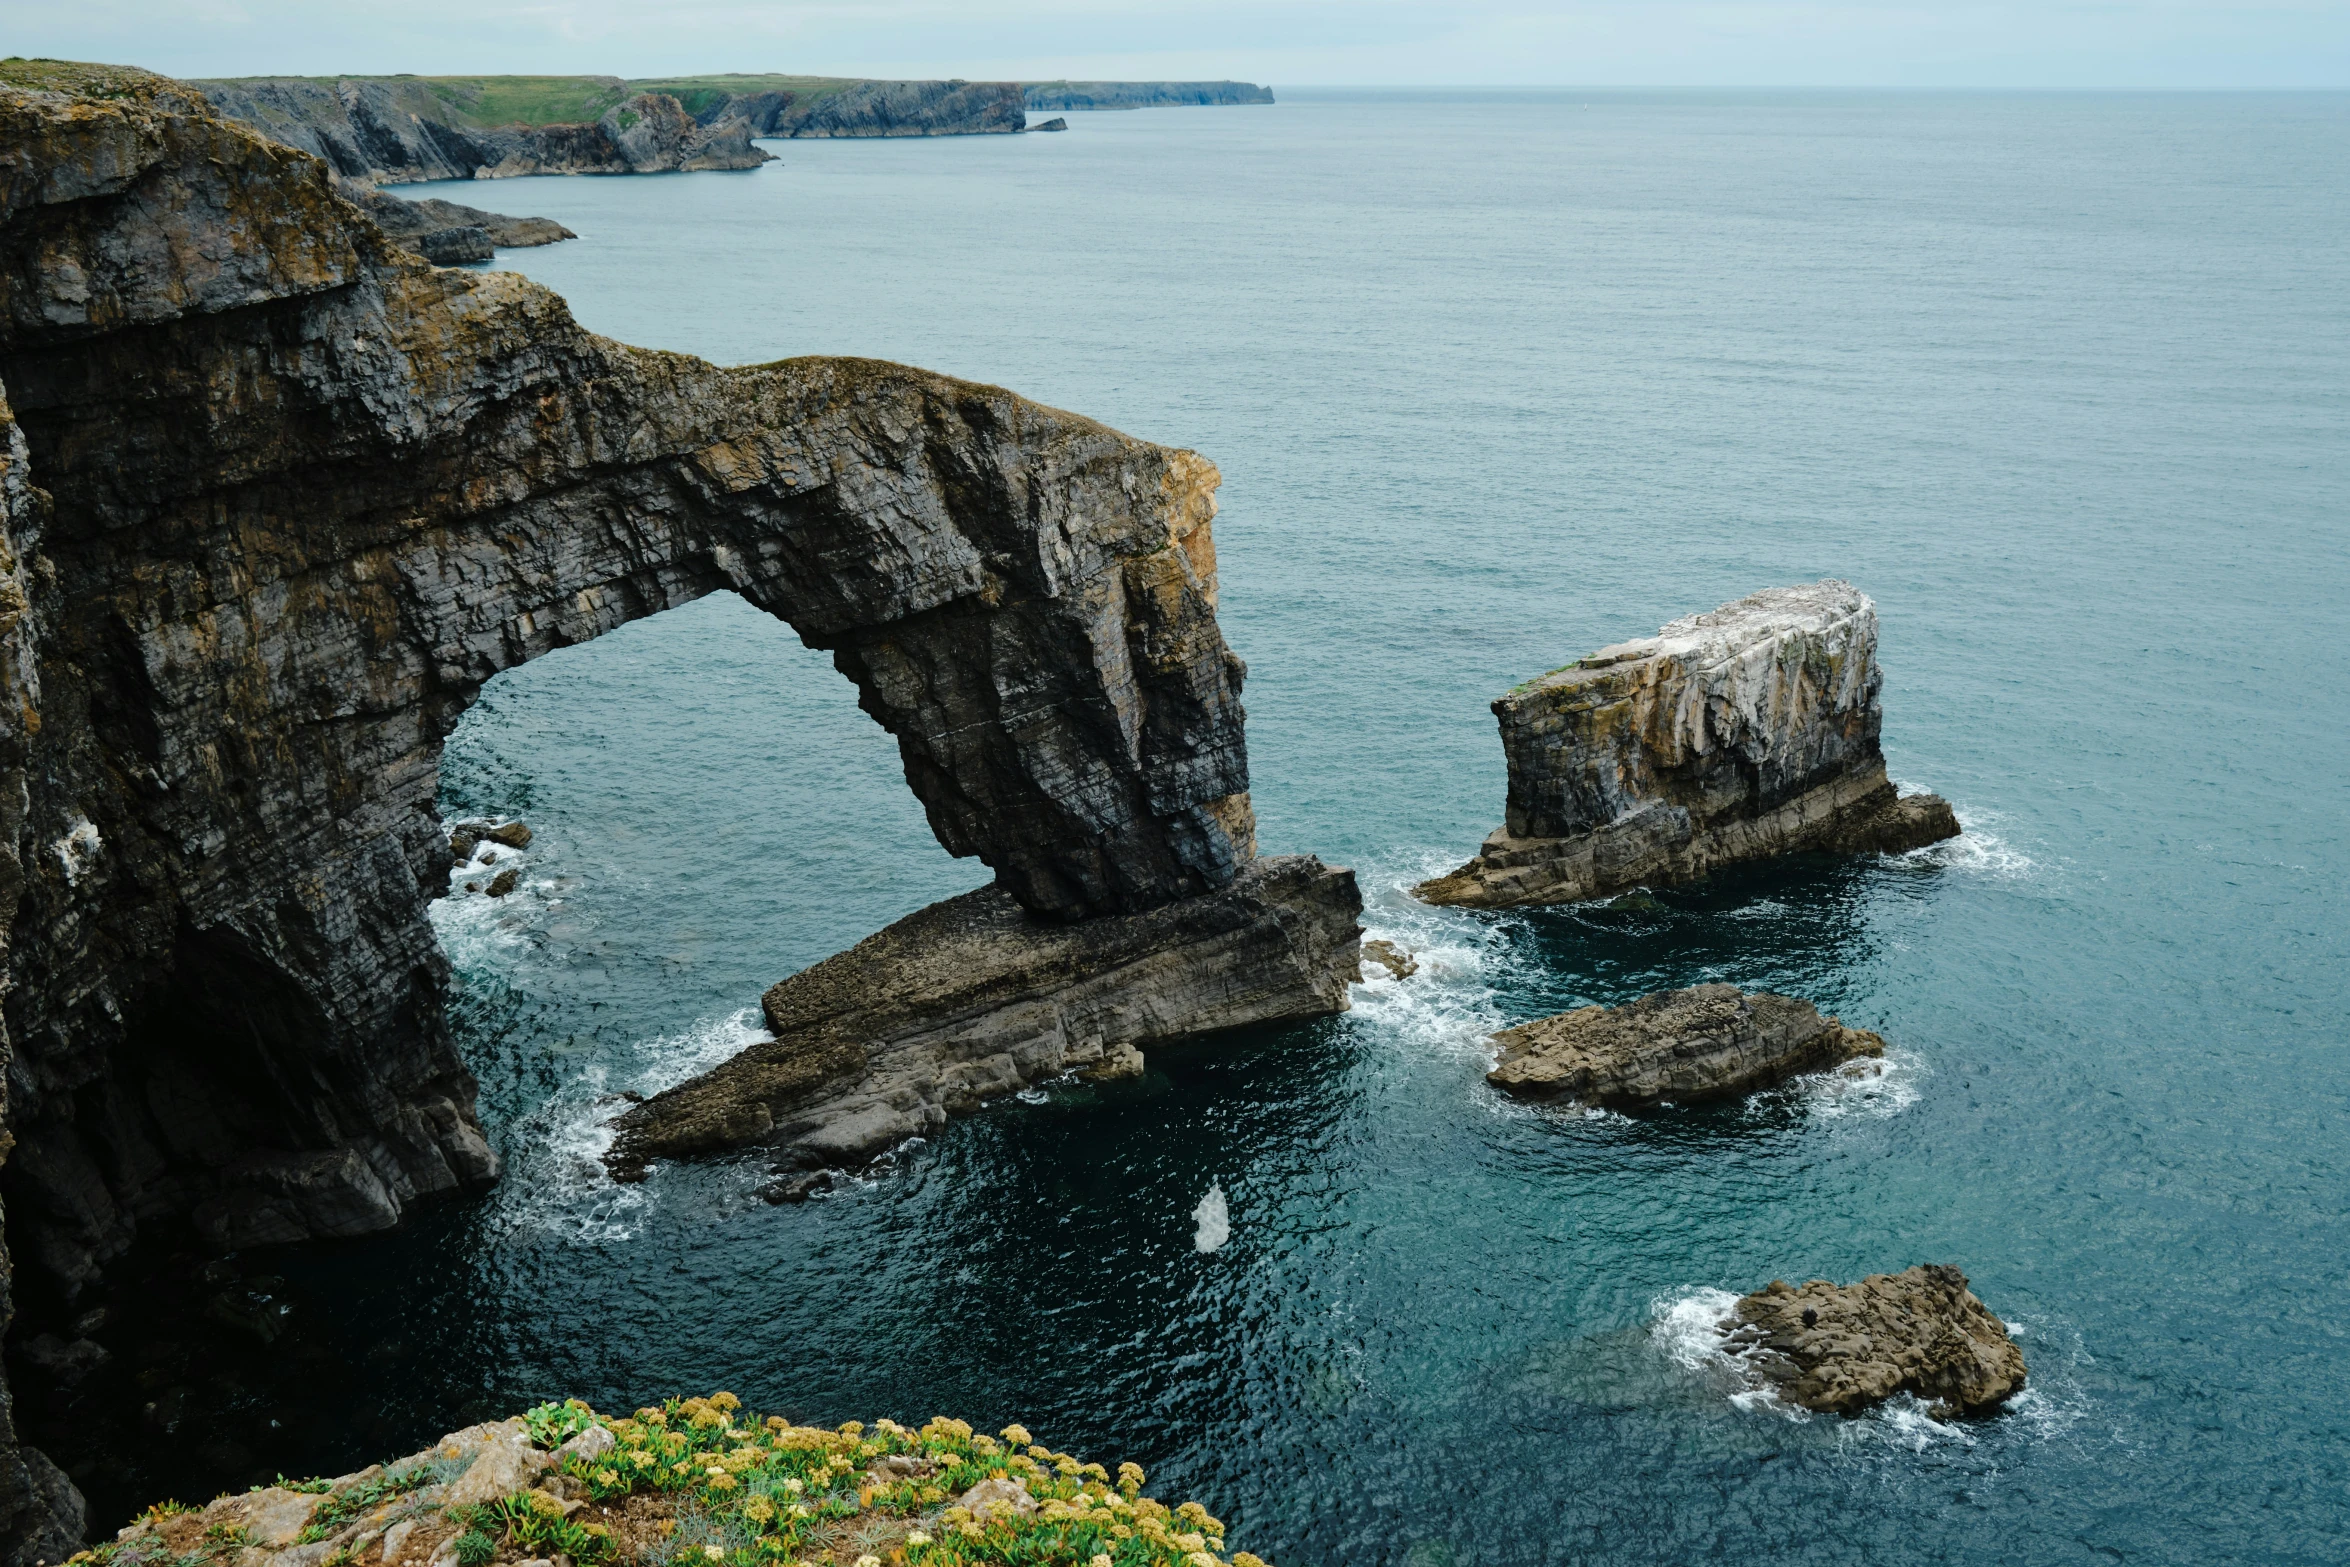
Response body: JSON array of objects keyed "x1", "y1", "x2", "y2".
[
  {"x1": 190, "y1": 78, "x2": 773, "y2": 183},
  {"x1": 743, "y1": 79, "x2": 1027, "y2": 138},
  {"x1": 1417, "y1": 583, "x2": 1958, "y2": 907},
  {"x1": 1022, "y1": 81, "x2": 1275, "y2": 110},
  {"x1": 190, "y1": 74, "x2": 1035, "y2": 184},
  {"x1": 0, "y1": 62, "x2": 1282, "y2": 1551}
]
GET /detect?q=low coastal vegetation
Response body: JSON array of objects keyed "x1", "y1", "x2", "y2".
[{"x1": 76, "y1": 1394, "x2": 1269, "y2": 1567}]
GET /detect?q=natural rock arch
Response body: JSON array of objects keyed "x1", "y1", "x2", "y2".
[{"x1": 0, "y1": 68, "x2": 1268, "y2": 1540}]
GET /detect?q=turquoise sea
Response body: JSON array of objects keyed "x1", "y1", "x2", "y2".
[{"x1": 77, "y1": 91, "x2": 2350, "y2": 1563}]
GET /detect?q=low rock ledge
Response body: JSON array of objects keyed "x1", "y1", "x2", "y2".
[
  {"x1": 604, "y1": 855, "x2": 1363, "y2": 1180},
  {"x1": 1719, "y1": 1264, "x2": 2028, "y2": 1418},
  {"x1": 1487, "y1": 983, "x2": 1883, "y2": 1108}
]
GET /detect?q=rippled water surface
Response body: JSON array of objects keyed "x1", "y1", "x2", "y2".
[{"x1": 108, "y1": 91, "x2": 2350, "y2": 1563}]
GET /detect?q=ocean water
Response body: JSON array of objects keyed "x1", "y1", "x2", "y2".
[{"x1": 71, "y1": 91, "x2": 2350, "y2": 1563}]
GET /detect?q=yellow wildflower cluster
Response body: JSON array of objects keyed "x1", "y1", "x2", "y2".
[{"x1": 93, "y1": 1392, "x2": 1273, "y2": 1567}]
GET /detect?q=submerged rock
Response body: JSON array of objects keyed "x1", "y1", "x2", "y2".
[
  {"x1": 1360, "y1": 938, "x2": 1417, "y2": 980},
  {"x1": 604, "y1": 855, "x2": 1363, "y2": 1179},
  {"x1": 1721, "y1": 1265, "x2": 2027, "y2": 1417},
  {"x1": 18, "y1": 1334, "x2": 108, "y2": 1387},
  {"x1": 1417, "y1": 582, "x2": 1959, "y2": 908},
  {"x1": 1486, "y1": 983, "x2": 1882, "y2": 1108}
]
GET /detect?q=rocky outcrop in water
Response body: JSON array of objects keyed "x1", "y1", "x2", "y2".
[
  {"x1": 1023, "y1": 82, "x2": 1276, "y2": 110},
  {"x1": 1416, "y1": 582, "x2": 1959, "y2": 908},
  {"x1": 334, "y1": 181, "x2": 574, "y2": 264},
  {"x1": 1720, "y1": 1265, "x2": 2028, "y2": 1417},
  {"x1": 1487, "y1": 983, "x2": 1883, "y2": 1107},
  {"x1": 607, "y1": 855, "x2": 1361, "y2": 1179},
  {"x1": 191, "y1": 78, "x2": 773, "y2": 182},
  {"x1": 0, "y1": 61, "x2": 1344, "y2": 1548}
]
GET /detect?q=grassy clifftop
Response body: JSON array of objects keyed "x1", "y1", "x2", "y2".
[
  {"x1": 190, "y1": 73, "x2": 901, "y2": 128},
  {"x1": 81, "y1": 1393, "x2": 1274, "y2": 1567}
]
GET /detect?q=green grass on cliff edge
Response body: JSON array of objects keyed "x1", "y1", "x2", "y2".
[
  {"x1": 80, "y1": 1392, "x2": 1272, "y2": 1567},
  {"x1": 0, "y1": 57, "x2": 169, "y2": 98}
]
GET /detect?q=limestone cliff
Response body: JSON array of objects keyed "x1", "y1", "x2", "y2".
[
  {"x1": 191, "y1": 77, "x2": 774, "y2": 183},
  {"x1": 1417, "y1": 582, "x2": 1959, "y2": 908},
  {"x1": 190, "y1": 74, "x2": 1035, "y2": 185},
  {"x1": 0, "y1": 61, "x2": 1310, "y2": 1553}
]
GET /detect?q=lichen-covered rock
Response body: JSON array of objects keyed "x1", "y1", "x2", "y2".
[
  {"x1": 1486, "y1": 983, "x2": 1883, "y2": 1108},
  {"x1": 1721, "y1": 1264, "x2": 2028, "y2": 1417},
  {"x1": 606, "y1": 855, "x2": 1362, "y2": 1178},
  {"x1": 438, "y1": 1421, "x2": 552, "y2": 1509},
  {"x1": 1417, "y1": 582, "x2": 1958, "y2": 908}
]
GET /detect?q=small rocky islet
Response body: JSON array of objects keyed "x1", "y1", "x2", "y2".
[
  {"x1": 1486, "y1": 983, "x2": 1886, "y2": 1109},
  {"x1": 82, "y1": 1395, "x2": 1264, "y2": 1567},
  {"x1": 1721, "y1": 1266, "x2": 2029, "y2": 1418}
]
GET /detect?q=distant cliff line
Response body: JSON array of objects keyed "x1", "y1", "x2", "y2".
[
  {"x1": 183, "y1": 72, "x2": 1276, "y2": 184},
  {"x1": 1023, "y1": 80, "x2": 1274, "y2": 110}
]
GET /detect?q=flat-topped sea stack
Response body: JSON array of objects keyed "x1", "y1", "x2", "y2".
[
  {"x1": 1487, "y1": 983, "x2": 1883, "y2": 1108},
  {"x1": 1416, "y1": 581, "x2": 1959, "y2": 908},
  {"x1": 1720, "y1": 1265, "x2": 2028, "y2": 1418},
  {"x1": 606, "y1": 856, "x2": 1361, "y2": 1179}
]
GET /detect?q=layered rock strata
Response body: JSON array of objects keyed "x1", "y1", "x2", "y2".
[
  {"x1": 192, "y1": 78, "x2": 773, "y2": 182},
  {"x1": 0, "y1": 62, "x2": 1336, "y2": 1549},
  {"x1": 607, "y1": 854, "x2": 1362, "y2": 1179},
  {"x1": 1720, "y1": 1265, "x2": 2028, "y2": 1417},
  {"x1": 191, "y1": 76, "x2": 1035, "y2": 187},
  {"x1": 1416, "y1": 582, "x2": 1959, "y2": 908},
  {"x1": 1486, "y1": 983, "x2": 1883, "y2": 1108}
]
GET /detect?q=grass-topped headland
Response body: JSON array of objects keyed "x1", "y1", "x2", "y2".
[
  {"x1": 79, "y1": 1393, "x2": 1271, "y2": 1567},
  {"x1": 187, "y1": 74, "x2": 889, "y2": 128}
]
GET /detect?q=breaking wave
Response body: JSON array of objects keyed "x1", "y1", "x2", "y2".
[{"x1": 482, "y1": 1007, "x2": 774, "y2": 1245}]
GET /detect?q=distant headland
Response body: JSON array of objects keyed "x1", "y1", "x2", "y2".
[{"x1": 183, "y1": 72, "x2": 1277, "y2": 183}]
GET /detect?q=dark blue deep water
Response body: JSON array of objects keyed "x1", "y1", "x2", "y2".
[{"x1": 159, "y1": 92, "x2": 2350, "y2": 1564}]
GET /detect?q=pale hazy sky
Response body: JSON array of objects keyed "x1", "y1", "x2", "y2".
[{"x1": 6, "y1": 1, "x2": 2346, "y2": 88}]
